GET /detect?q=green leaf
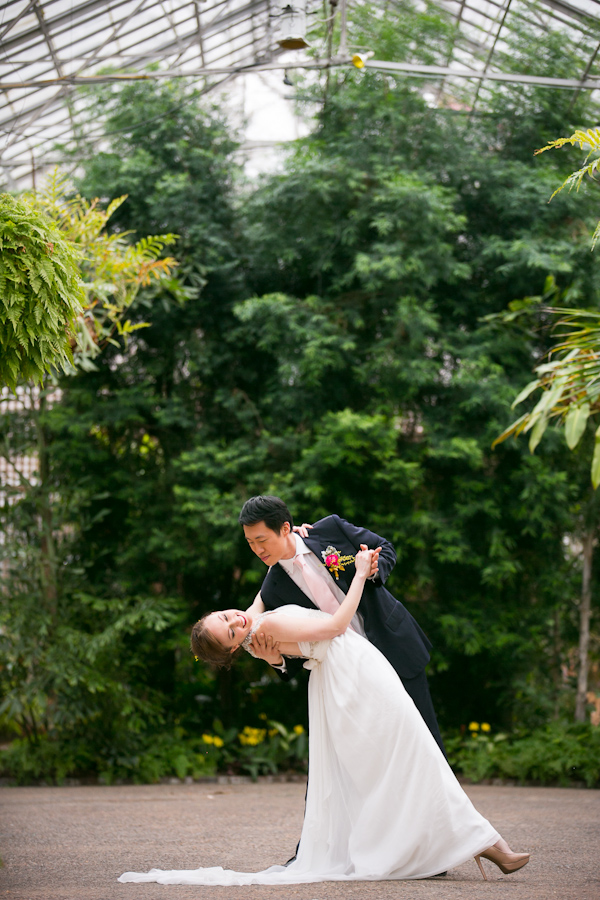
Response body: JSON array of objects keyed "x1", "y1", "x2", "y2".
[
  {"x1": 529, "y1": 413, "x2": 549, "y2": 453},
  {"x1": 592, "y1": 426, "x2": 600, "y2": 489},
  {"x1": 530, "y1": 378, "x2": 567, "y2": 417},
  {"x1": 564, "y1": 403, "x2": 590, "y2": 450},
  {"x1": 511, "y1": 380, "x2": 540, "y2": 408}
]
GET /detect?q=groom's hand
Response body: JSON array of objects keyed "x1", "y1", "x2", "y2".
[{"x1": 251, "y1": 632, "x2": 284, "y2": 666}]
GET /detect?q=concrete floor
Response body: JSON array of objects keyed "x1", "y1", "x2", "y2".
[{"x1": 1, "y1": 781, "x2": 598, "y2": 900}]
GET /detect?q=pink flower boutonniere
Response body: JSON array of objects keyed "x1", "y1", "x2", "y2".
[{"x1": 321, "y1": 545, "x2": 355, "y2": 580}]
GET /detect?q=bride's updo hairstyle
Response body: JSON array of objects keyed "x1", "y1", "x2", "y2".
[{"x1": 191, "y1": 613, "x2": 241, "y2": 669}]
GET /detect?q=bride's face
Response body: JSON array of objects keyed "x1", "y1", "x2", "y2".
[{"x1": 205, "y1": 609, "x2": 252, "y2": 651}]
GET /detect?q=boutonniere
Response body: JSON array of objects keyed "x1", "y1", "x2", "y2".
[{"x1": 321, "y1": 545, "x2": 355, "y2": 580}]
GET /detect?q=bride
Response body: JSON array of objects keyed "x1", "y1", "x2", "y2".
[{"x1": 119, "y1": 546, "x2": 530, "y2": 886}]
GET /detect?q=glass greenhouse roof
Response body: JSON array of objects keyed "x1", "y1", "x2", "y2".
[{"x1": 2, "y1": 0, "x2": 600, "y2": 189}]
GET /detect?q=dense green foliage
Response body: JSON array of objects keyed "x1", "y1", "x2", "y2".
[
  {"x1": 1, "y1": 2, "x2": 600, "y2": 783},
  {"x1": 446, "y1": 720, "x2": 600, "y2": 788},
  {"x1": 494, "y1": 305, "x2": 600, "y2": 484},
  {"x1": 1, "y1": 718, "x2": 308, "y2": 785},
  {"x1": 0, "y1": 193, "x2": 84, "y2": 388},
  {"x1": 492, "y1": 127, "x2": 600, "y2": 488}
]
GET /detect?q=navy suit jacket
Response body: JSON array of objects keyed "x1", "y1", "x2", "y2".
[{"x1": 260, "y1": 515, "x2": 431, "y2": 681}]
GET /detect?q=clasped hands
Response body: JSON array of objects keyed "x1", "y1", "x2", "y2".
[
  {"x1": 355, "y1": 544, "x2": 377, "y2": 578},
  {"x1": 295, "y1": 523, "x2": 381, "y2": 579}
]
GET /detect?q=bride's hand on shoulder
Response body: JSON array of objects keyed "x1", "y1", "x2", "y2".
[{"x1": 355, "y1": 545, "x2": 374, "y2": 578}]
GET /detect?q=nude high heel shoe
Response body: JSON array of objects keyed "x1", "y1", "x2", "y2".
[{"x1": 474, "y1": 846, "x2": 530, "y2": 880}]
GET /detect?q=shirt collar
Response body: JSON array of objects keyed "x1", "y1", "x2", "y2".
[{"x1": 279, "y1": 533, "x2": 310, "y2": 572}]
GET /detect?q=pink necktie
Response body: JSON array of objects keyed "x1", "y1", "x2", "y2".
[{"x1": 294, "y1": 554, "x2": 355, "y2": 632}]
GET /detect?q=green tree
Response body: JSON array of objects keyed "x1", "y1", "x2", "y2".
[
  {"x1": 48, "y1": 81, "x2": 272, "y2": 738},
  {"x1": 222, "y1": 4, "x2": 600, "y2": 730},
  {"x1": 5, "y1": 3, "x2": 600, "y2": 784},
  {"x1": 0, "y1": 176, "x2": 183, "y2": 780},
  {"x1": 491, "y1": 125, "x2": 600, "y2": 723},
  {"x1": 70, "y1": 10, "x2": 599, "y2": 737}
]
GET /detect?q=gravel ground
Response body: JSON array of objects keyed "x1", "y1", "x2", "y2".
[{"x1": 1, "y1": 781, "x2": 598, "y2": 900}]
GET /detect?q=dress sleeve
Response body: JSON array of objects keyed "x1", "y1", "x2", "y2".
[{"x1": 297, "y1": 638, "x2": 330, "y2": 668}]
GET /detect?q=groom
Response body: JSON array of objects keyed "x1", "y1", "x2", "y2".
[{"x1": 239, "y1": 495, "x2": 445, "y2": 755}]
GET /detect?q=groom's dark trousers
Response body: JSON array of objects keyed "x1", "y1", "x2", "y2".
[{"x1": 260, "y1": 514, "x2": 446, "y2": 756}]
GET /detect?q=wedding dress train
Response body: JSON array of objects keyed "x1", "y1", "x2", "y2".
[{"x1": 119, "y1": 606, "x2": 499, "y2": 885}]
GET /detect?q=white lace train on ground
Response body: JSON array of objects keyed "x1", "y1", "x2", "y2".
[{"x1": 119, "y1": 606, "x2": 498, "y2": 885}]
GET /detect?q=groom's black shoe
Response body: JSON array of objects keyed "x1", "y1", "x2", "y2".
[
  {"x1": 433, "y1": 871, "x2": 447, "y2": 876},
  {"x1": 284, "y1": 838, "x2": 301, "y2": 867}
]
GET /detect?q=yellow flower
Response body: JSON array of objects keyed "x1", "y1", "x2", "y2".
[
  {"x1": 259, "y1": 712, "x2": 267, "y2": 721},
  {"x1": 213, "y1": 736, "x2": 224, "y2": 748},
  {"x1": 238, "y1": 726, "x2": 266, "y2": 746},
  {"x1": 481, "y1": 723, "x2": 491, "y2": 733},
  {"x1": 201, "y1": 734, "x2": 214, "y2": 745},
  {"x1": 268, "y1": 728, "x2": 278, "y2": 737},
  {"x1": 293, "y1": 724, "x2": 304, "y2": 735},
  {"x1": 468, "y1": 722, "x2": 479, "y2": 731}
]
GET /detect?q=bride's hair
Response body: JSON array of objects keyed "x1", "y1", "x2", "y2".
[{"x1": 191, "y1": 613, "x2": 240, "y2": 669}]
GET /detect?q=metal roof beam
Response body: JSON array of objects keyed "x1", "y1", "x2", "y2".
[
  {"x1": 76, "y1": 0, "x2": 153, "y2": 76},
  {"x1": 1, "y1": 0, "x2": 270, "y2": 73},
  {"x1": 0, "y1": 11, "x2": 275, "y2": 146},
  {"x1": 31, "y1": 0, "x2": 65, "y2": 77},
  {"x1": 194, "y1": 0, "x2": 207, "y2": 67},
  {"x1": 4, "y1": 56, "x2": 600, "y2": 91},
  {"x1": 538, "y1": 0, "x2": 600, "y2": 25},
  {"x1": 1, "y1": 0, "x2": 139, "y2": 53},
  {"x1": 469, "y1": 0, "x2": 513, "y2": 115},
  {"x1": 363, "y1": 56, "x2": 600, "y2": 90},
  {"x1": 0, "y1": 0, "x2": 37, "y2": 43},
  {"x1": 569, "y1": 38, "x2": 600, "y2": 109}
]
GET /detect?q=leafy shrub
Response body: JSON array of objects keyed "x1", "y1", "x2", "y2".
[
  {"x1": 0, "y1": 718, "x2": 308, "y2": 785},
  {"x1": 98, "y1": 729, "x2": 219, "y2": 785},
  {"x1": 3, "y1": 717, "x2": 596, "y2": 788},
  {"x1": 0, "y1": 735, "x2": 82, "y2": 784},
  {"x1": 201, "y1": 717, "x2": 308, "y2": 781},
  {"x1": 0, "y1": 193, "x2": 84, "y2": 388},
  {"x1": 446, "y1": 720, "x2": 600, "y2": 787}
]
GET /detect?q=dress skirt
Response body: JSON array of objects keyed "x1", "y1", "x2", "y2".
[{"x1": 119, "y1": 606, "x2": 498, "y2": 885}]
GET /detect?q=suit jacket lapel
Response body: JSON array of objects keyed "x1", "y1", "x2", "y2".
[
  {"x1": 266, "y1": 564, "x2": 318, "y2": 609},
  {"x1": 304, "y1": 531, "x2": 353, "y2": 594}
]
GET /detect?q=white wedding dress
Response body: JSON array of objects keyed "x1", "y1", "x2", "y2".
[{"x1": 119, "y1": 606, "x2": 499, "y2": 885}]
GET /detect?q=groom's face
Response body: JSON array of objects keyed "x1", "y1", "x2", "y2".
[{"x1": 243, "y1": 520, "x2": 293, "y2": 566}]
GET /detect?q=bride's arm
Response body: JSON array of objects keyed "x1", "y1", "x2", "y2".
[
  {"x1": 262, "y1": 546, "x2": 372, "y2": 644},
  {"x1": 245, "y1": 592, "x2": 265, "y2": 617}
]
